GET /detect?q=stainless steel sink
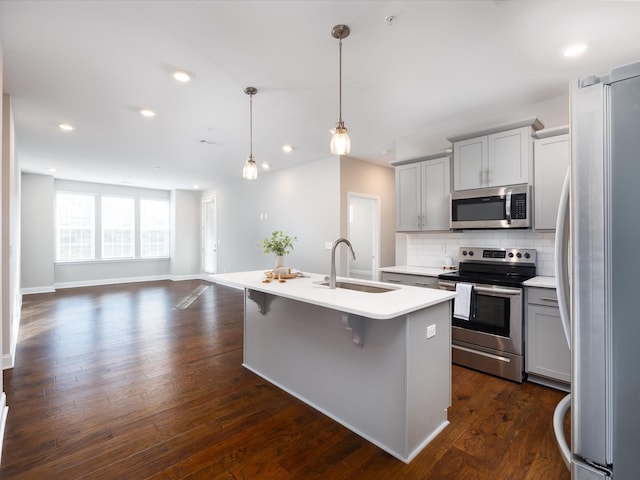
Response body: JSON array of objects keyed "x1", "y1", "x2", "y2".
[{"x1": 315, "y1": 280, "x2": 397, "y2": 293}]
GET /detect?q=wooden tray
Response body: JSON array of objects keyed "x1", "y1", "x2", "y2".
[{"x1": 264, "y1": 270, "x2": 299, "y2": 279}]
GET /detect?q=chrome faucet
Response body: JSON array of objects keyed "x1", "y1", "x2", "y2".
[{"x1": 328, "y1": 238, "x2": 356, "y2": 289}]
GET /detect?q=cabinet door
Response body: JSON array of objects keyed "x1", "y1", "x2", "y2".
[
  {"x1": 395, "y1": 163, "x2": 421, "y2": 231},
  {"x1": 534, "y1": 134, "x2": 569, "y2": 230},
  {"x1": 526, "y1": 304, "x2": 571, "y2": 383},
  {"x1": 488, "y1": 126, "x2": 530, "y2": 187},
  {"x1": 421, "y1": 157, "x2": 451, "y2": 230},
  {"x1": 453, "y1": 137, "x2": 487, "y2": 190}
]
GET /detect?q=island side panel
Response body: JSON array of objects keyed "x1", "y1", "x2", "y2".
[
  {"x1": 405, "y1": 301, "x2": 452, "y2": 459},
  {"x1": 243, "y1": 290, "x2": 408, "y2": 458}
]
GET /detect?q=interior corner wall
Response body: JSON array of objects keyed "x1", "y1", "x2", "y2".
[
  {"x1": 170, "y1": 189, "x2": 201, "y2": 278},
  {"x1": 20, "y1": 173, "x2": 55, "y2": 292},
  {"x1": 339, "y1": 156, "x2": 396, "y2": 272},
  {"x1": 204, "y1": 157, "x2": 341, "y2": 276}
]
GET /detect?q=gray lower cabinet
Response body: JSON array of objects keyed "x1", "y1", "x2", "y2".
[
  {"x1": 525, "y1": 286, "x2": 570, "y2": 390},
  {"x1": 381, "y1": 272, "x2": 438, "y2": 289}
]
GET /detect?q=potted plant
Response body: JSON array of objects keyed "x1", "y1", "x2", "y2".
[{"x1": 261, "y1": 230, "x2": 297, "y2": 272}]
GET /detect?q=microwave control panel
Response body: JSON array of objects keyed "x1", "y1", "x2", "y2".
[{"x1": 512, "y1": 193, "x2": 527, "y2": 219}]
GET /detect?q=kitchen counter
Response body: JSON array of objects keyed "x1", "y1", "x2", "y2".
[
  {"x1": 523, "y1": 276, "x2": 556, "y2": 289},
  {"x1": 213, "y1": 270, "x2": 455, "y2": 320},
  {"x1": 379, "y1": 265, "x2": 454, "y2": 277},
  {"x1": 211, "y1": 270, "x2": 454, "y2": 463}
]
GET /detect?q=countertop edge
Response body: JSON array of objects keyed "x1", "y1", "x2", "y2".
[
  {"x1": 523, "y1": 276, "x2": 557, "y2": 289},
  {"x1": 211, "y1": 271, "x2": 456, "y2": 320}
]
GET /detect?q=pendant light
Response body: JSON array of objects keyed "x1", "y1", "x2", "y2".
[
  {"x1": 330, "y1": 24, "x2": 351, "y2": 156},
  {"x1": 242, "y1": 87, "x2": 258, "y2": 180}
]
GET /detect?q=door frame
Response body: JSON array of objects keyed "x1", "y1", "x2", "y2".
[
  {"x1": 201, "y1": 195, "x2": 218, "y2": 275},
  {"x1": 346, "y1": 192, "x2": 381, "y2": 281}
]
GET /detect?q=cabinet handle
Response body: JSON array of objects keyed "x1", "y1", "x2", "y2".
[
  {"x1": 539, "y1": 296, "x2": 558, "y2": 303},
  {"x1": 385, "y1": 279, "x2": 403, "y2": 284},
  {"x1": 413, "y1": 282, "x2": 431, "y2": 287}
]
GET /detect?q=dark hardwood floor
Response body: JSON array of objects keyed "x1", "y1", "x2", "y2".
[{"x1": 1, "y1": 280, "x2": 570, "y2": 479}]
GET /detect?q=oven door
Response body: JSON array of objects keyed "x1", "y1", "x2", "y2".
[{"x1": 438, "y1": 280, "x2": 523, "y2": 355}]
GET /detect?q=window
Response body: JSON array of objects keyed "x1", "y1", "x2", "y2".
[
  {"x1": 101, "y1": 196, "x2": 135, "y2": 258},
  {"x1": 140, "y1": 199, "x2": 170, "y2": 258},
  {"x1": 55, "y1": 190, "x2": 170, "y2": 263},
  {"x1": 56, "y1": 192, "x2": 95, "y2": 261}
]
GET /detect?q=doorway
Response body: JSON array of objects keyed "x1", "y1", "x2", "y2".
[
  {"x1": 202, "y1": 197, "x2": 217, "y2": 274},
  {"x1": 347, "y1": 193, "x2": 380, "y2": 281}
]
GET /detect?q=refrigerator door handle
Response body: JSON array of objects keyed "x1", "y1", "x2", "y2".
[
  {"x1": 553, "y1": 393, "x2": 572, "y2": 470},
  {"x1": 555, "y1": 169, "x2": 571, "y2": 347},
  {"x1": 553, "y1": 168, "x2": 572, "y2": 471}
]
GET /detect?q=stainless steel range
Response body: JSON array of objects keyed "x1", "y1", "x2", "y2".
[{"x1": 438, "y1": 247, "x2": 536, "y2": 382}]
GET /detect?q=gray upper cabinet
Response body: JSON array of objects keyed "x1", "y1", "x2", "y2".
[
  {"x1": 533, "y1": 127, "x2": 569, "y2": 230},
  {"x1": 395, "y1": 154, "x2": 451, "y2": 232},
  {"x1": 449, "y1": 118, "x2": 543, "y2": 191}
]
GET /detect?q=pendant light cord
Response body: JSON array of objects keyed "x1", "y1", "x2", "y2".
[
  {"x1": 249, "y1": 92, "x2": 253, "y2": 158},
  {"x1": 338, "y1": 37, "x2": 343, "y2": 124}
]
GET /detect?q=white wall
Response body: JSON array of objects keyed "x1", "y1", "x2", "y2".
[
  {"x1": 205, "y1": 157, "x2": 341, "y2": 276},
  {"x1": 2, "y1": 94, "x2": 21, "y2": 368},
  {"x1": 340, "y1": 156, "x2": 395, "y2": 270},
  {"x1": 20, "y1": 173, "x2": 54, "y2": 292},
  {"x1": 0, "y1": 35, "x2": 7, "y2": 454},
  {"x1": 170, "y1": 189, "x2": 201, "y2": 278},
  {"x1": 20, "y1": 176, "x2": 202, "y2": 289}
]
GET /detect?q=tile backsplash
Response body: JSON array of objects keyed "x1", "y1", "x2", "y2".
[{"x1": 402, "y1": 230, "x2": 556, "y2": 277}]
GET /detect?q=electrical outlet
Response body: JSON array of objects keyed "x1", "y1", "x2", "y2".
[
  {"x1": 426, "y1": 324, "x2": 436, "y2": 339},
  {"x1": 325, "y1": 241, "x2": 333, "y2": 250}
]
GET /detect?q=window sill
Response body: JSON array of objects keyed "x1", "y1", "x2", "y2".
[{"x1": 55, "y1": 257, "x2": 171, "y2": 266}]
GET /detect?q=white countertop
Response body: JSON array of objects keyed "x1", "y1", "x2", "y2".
[
  {"x1": 523, "y1": 276, "x2": 557, "y2": 289},
  {"x1": 379, "y1": 265, "x2": 455, "y2": 277},
  {"x1": 212, "y1": 270, "x2": 456, "y2": 320}
]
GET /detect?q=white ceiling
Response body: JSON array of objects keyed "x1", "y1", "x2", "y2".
[{"x1": 1, "y1": 0, "x2": 639, "y2": 191}]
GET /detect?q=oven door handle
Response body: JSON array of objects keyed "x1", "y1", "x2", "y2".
[
  {"x1": 439, "y1": 281, "x2": 521, "y2": 297},
  {"x1": 474, "y1": 285, "x2": 521, "y2": 296},
  {"x1": 505, "y1": 188, "x2": 512, "y2": 225}
]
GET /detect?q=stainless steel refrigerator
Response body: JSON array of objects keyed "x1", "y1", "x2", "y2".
[{"x1": 554, "y1": 61, "x2": 640, "y2": 479}]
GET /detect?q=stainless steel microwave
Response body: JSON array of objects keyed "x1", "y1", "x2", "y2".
[{"x1": 450, "y1": 184, "x2": 531, "y2": 229}]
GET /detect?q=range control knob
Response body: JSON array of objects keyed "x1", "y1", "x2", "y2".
[
  {"x1": 508, "y1": 252, "x2": 514, "y2": 258},
  {"x1": 468, "y1": 251, "x2": 474, "y2": 256},
  {"x1": 516, "y1": 252, "x2": 522, "y2": 258},
  {"x1": 462, "y1": 250, "x2": 468, "y2": 256},
  {"x1": 524, "y1": 253, "x2": 531, "y2": 259}
]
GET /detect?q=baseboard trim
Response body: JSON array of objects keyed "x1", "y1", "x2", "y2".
[
  {"x1": 0, "y1": 393, "x2": 8, "y2": 464},
  {"x1": 21, "y1": 286, "x2": 56, "y2": 295},
  {"x1": 54, "y1": 275, "x2": 172, "y2": 290},
  {"x1": 169, "y1": 274, "x2": 203, "y2": 281}
]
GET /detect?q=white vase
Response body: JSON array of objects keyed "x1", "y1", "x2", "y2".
[{"x1": 274, "y1": 255, "x2": 287, "y2": 273}]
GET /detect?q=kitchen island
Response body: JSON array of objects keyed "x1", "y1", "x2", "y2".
[{"x1": 212, "y1": 271, "x2": 456, "y2": 463}]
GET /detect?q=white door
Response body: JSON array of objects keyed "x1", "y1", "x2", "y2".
[
  {"x1": 347, "y1": 193, "x2": 380, "y2": 281},
  {"x1": 202, "y1": 197, "x2": 217, "y2": 274}
]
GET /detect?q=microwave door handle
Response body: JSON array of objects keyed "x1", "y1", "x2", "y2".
[{"x1": 505, "y1": 189, "x2": 512, "y2": 224}]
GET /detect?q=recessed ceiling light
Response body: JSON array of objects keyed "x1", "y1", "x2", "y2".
[
  {"x1": 172, "y1": 70, "x2": 192, "y2": 83},
  {"x1": 262, "y1": 162, "x2": 271, "y2": 170},
  {"x1": 140, "y1": 109, "x2": 156, "y2": 118},
  {"x1": 193, "y1": 184, "x2": 200, "y2": 189},
  {"x1": 47, "y1": 168, "x2": 57, "y2": 173},
  {"x1": 58, "y1": 123, "x2": 74, "y2": 131},
  {"x1": 282, "y1": 145, "x2": 293, "y2": 153},
  {"x1": 563, "y1": 43, "x2": 588, "y2": 57}
]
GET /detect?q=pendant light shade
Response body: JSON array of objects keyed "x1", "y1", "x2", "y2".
[
  {"x1": 243, "y1": 87, "x2": 258, "y2": 180},
  {"x1": 330, "y1": 24, "x2": 351, "y2": 156}
]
